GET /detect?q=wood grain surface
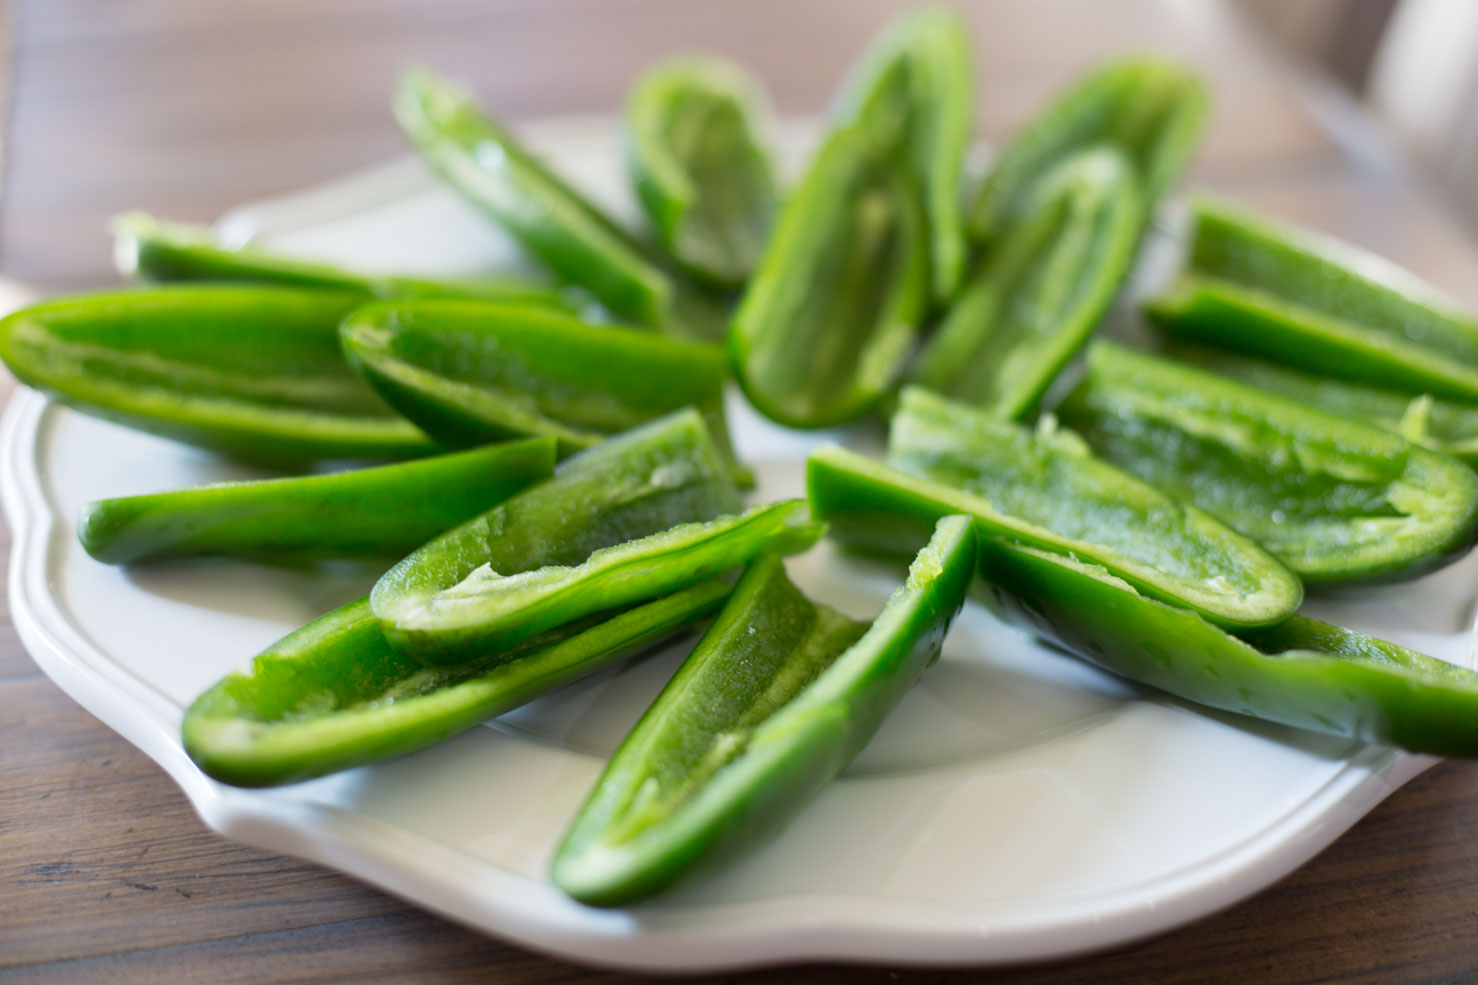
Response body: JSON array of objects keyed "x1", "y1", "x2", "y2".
[{"x1": 5, "y1": 1, "x2": 1478, "y2": 982}]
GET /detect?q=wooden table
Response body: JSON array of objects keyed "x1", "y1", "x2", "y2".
[{"x1": 6, "y1": 2, "x2": 1478, "y2": 981}]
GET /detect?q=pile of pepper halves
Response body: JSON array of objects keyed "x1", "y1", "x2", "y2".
[{"x1": 9, "y1": 9, "x2": 1478, "y2": 907}]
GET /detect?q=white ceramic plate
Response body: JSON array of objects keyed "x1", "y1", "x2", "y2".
[{"x1": 7, "y1": 118, "x2": 1478, "y2": 973}]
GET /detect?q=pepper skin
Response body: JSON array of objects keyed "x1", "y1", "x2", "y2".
[
  {"x1": 0, "y1": 285, "x2": 434, "y2": 463},
  {"x1": 183, "y1": 579, "x2": 731, "y2": 788},
  {"x1": 114, "y1": 211, "x2": 571, "y2": 309},
  {"x1": 625, "y1": 57, "x2": 779, "y2": 288},
  {"x1": 807, "y1": 386, "x2": 1302, "y2": 629},
  {"x1": 79, "y1": 437, "x2": 556, "y2": 565},
  {"x1": 338, "y1": 299, "x2": 747, "y2": 485},
  {"x1": 968, "y1": 56, "x2": 1207, "y2": 246},
  {"x1": 830, "y1": 6, "x2": 972, "y2": 303},
  {"x1": 909, "y1": 147, "x2": 1140, "y2": 417},
  {"x1": 552, "y1": 514, "x2": 976, "y2": 907},
  {"x1": 1146, "y1": 197, "x2": 1478, "y2": 403},
  {"x1": 978, "y1": 537, "x2": 1478, "y2": 758},
  {"x1": 1058, "y1": 342, "x2": 1478, "y2": 584},
  {"x1": 728, "y1": 129, "x2": 929, "y2": 429}
]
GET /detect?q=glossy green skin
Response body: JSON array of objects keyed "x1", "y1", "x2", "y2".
[
  {"x1": 183, "y1": 579, "x2": 731, "y2": 787},
  {"x1": 1146, "y1": 198, "x2": 1478, "y2": 402},
  {"x1": 0, "y1": 286, "x2": 434, "y2": 463},
  {"x1": 729, "y1": 129, "x2": 929, "y2": 429},
  {"x1": 1167, "y1": 344, "x2": 1478, "y2": 469},
  {"x1": 909, "y1": 148, "x2": 1140, "y2": 417},
  {"x1": 968, "y1": 56, "x2": 1207, "y2": 245},
  {"x1": 78, "y1": 437, "x2": 556, "y2": 565},
  {"x1": 338, "y1": 299, "x2": 747, "y2": 484},
  {"x1": 394, "y1": 68, "x2": 686, "y2": 334},
  {"x1": 372, "y1": 408, "x2": 750, "y2": 665},
  {"x1": 807, "y1": 387, "x2": 1302, "y2": 628},
  {"x1": 114, "y1": 212, "x2": 570, "y2": 308},
  {"x1": 831, "y1": 6, "x2": 972, "y2": 303},
  {"x1": 1058, "y1": 342, "x2": 1478, "y2": 584},
  {"x1": 978, "y1": 538, "x2": 1478, "y2": 757},
  {"x1": 626, "y1": 57, "x2": 778, "y2": 288},
  {"x1": 553, "y1": 515, "x2": 976, "y2": 906}
]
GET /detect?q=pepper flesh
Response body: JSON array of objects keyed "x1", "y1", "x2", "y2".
[
  {"x1": 79, "y1": 437, "x2": 556, "y2": 565},
  {"x1": 1167, "y1": 343, "x2": 1478, "y2": 469},
  {"x1": 183, "y1": 579, "x2": 731, "y2": 788},
  {"x1": 1146, "y1": 197, "x2": 1478, "y2": 402},
  {"x1": 338, "y1": 299, "x2": 747, "y2": 484},
  {"x1": 553, "y1": 514, "x2": 976, "y2": 907},
  {"x1": 977, "y1": 537, "x2": 1478, "y2": 758},
  {"x1": 830, "y1": 6, "x2": 972, "y2": 303},
  {"x1": 968, "y1": 56, "x2": 1207, "y2": 245},
  {"x1": 909, "y1": 147, "x2": 1140, "y2": 416},
  {"x1": 625, "y1": 57, "x2": 778, "y2": 288},
  {"x1": 113, "y1": 211, "x2": 570, "y2": 309},
  {"x1": 0, "y1": 285, "x2": 434, "y2": 463},
  {"x1": 728, "y1": 129, "x2": 929, "y2": 428},
  {"x1": 1058, "y1": 342, "x2": 1478, "y2": 584},
  {"x1": 807, "y1": 387, "x2": 1302, "y2": 629}
]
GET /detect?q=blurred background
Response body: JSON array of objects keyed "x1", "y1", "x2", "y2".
[{"x1": 1, "y1": 0, "x2": 1477, "y2": 299}]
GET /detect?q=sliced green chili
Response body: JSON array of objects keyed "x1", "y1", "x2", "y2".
[
  {"x1": 113, "y1": 211, "x2": 569, "y2": 308},
  {"x1": 1058, "y1": 342, "x2": 1478, "y2": 584},
  {"x1": 553, "y1": 514, "x2": 976, "y2": 906},
  {"x1": 969, "y1": 56, "x2": 1207, "y2": 245},
  {"x1": 1146, "y1": 197, "x2": 1478, "y2": 402},
  {"x1": 396, "y1": 68, "x2": 724, "y2": 343},
  {"x1": 625, "y1": 57, "x2": 778, "y2": 288},
  {"x1": 807, "y1": 386, "x2": 1301, "y2": 628},
  {"x1": 909, "y1": 147, "x2": 1140, "y2": 416},
  {"x1": 183, "y1": 579, "x2": 731, "y2": 788},
  {"x1": 977, "y1": 537, "x2": 1478, "y2": 758},
  {"x1": 338, "y1": 299, "x2": 748, "y2": 484},
  {"x1": 79, "y1": 437, "x2": 556, "y2": 565},
  {"x1": 728, "y1": 129, "x2": 928, "y2": 428},
  {"x1": 1167, "y1": 343, "x2": 1478, "y2": 469},
  {"x1": 831, "y1": 6, "x2": 972, "y2": 303},
  {"x1": 0, "y1": 285, "x2": 434, "y2": 463}
]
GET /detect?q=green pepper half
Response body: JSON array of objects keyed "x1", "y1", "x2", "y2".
[
  {"x1": 1167, "y1": 343, "x2": 1478, "y2": 469},
  {"x1": 969, "y1": 56, "x2": 1207, "y2": 245},
  {"x1": 396, "y1": 68, "x2": 728, "y2": 342},
  {"x1": 79, "y1": 437, "x2": 556, "y2": 565},
  {"x1": 808, "y1": 386, "x2": 1302, "y2": 628},
  {"x1": 728, "y1": 129, "x2": 929, "y2": 428},
  {"x1": 625, "y1": 57, "x2": 779, "y2": 288},
  {"x1": 909, "y1": 147, "x2": 1140, "y2": 416},
  {"x1": 338, "y1": 299, "x2": 746, "y2": 484},
  {"x1": 553, "y1": 514, "x2": 976, "y2": 906},
  {"x1": 183, "y1": 579, "x2": 731, "y2": 788},
  {"x1": 978, "y1": 537, "x2": 1478, "y2": 758},
  {"x1": 831, "y1": 6, "x2": 972, "y2": 303},
  {"x1": 1146, "y1": 197, "x2": 1478, "y2": 402},
  {"x1": 369, "y1": 408, "x2": 771, "y2": 666},
  {"x1": 0, "y1": 285, "x2": 434, "y2": 463},
  {"x1": 113, "y1": 212, "x2": 569, "y2": 309},
  {"x1": 1058, "y1": 342, "x2": 1478, "y2": 584}
]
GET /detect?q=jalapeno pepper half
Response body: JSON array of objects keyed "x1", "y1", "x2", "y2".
[
  {"x1": 552, "y1": 514, "x2": 976, "y2": 906},
  {"x1": 1146, "y1": 197, "x2": 1478, "y2": 403},
  {"x1": 0, "y1": 285, "x2": 434, "y2": 463},
  {"x1": 978, "y1": 536, "x2": 1478, "y2": 758},
  {"x1": 1057, "y1": 342, "x2": 1478, "y2": 584},
  {"x1": 807, "y1": 386, "x2": 1302, "y2": 628}
]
